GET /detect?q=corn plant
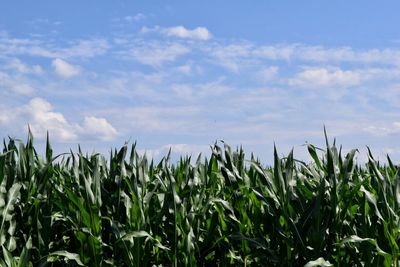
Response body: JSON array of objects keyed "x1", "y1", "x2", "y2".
[{"x1": 0, "y1": 132, "x2": 399, "y2": 266}]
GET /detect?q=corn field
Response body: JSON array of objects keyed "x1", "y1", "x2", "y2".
[{"x1": 0, "y1": 132, "x2": 399, "y2": 266}]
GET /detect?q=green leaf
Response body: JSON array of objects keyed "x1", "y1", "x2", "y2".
[{"x1": 47, "y1": 251, "x2": 85, "y2": 266}]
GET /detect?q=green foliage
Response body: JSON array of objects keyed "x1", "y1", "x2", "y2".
[{"x1": 0, "y1": 134, "x2": 399, "y2": 266}]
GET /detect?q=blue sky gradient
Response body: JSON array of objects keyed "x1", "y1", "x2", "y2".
[{"x1": 1, "y1": 1, "x2": 399, "y2": 163}]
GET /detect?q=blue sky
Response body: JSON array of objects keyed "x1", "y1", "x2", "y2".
[{"x1": 1, "y1": 1, "x2": 400, "y2": 163}]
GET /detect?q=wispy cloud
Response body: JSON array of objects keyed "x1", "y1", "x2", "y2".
[
  {"x1": 0, "y1": 34, "x2": 109, "y2": 59},
  {"x1": 171, "y1": 78, "x2": 233, "y2": 100},
  {"x1": 0, "y1": 71, "x2": 36, "y2": 95},
  {"x1": 112, "y1": 13, "x2": 146, "y2": 26},
  {"x1": 293, "y1": 46, "x2": 400, "y2": 65},
  {"x1": 206, "y1": 43, "x2": 400, "y2": 72},
  {"x1": 4, "y1": 58, "x2": 43, "y2": 74},
  {"x1": 289, "y1": 67, "x2": 361, "y2": 88},
  {"x1": 253, "y1": 44, "x2": 400, "y2": 65},
  {"x1": 205, "y1": 43, "x2": 253, "y2": 72},
  {"x1": 364, "y1": 122, "x2": 400, "y2": 136},
  {"x1": 289, "y1": 67, "x2": 400, "y2": 89},
  {"x1": 124, "y1": 41, "x2": 190, "y2": 66},
  {"x1": 124, "y1": 13, "x2": 146, "y2": 22}
]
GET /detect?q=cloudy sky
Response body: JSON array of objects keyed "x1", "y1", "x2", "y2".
[{"x1": 0, "y1": 1, "x2": 399, "y2": 163}]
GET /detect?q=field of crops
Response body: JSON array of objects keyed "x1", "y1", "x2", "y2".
[{"x1": 0, "y1": 132, "x2": 399, "y2": 266}]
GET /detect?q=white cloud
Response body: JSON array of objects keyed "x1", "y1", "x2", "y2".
[
  {"x1": 0, "y1": 98, "x2": 118, "y2": 142},
  {"x1": 52, "y1": 58, "x2": 81, "y2": 78},
  {"x1": 79, "y1": 116, "x2": 118, "y2": 141},
  {"x1": 162, "y1": 26, "x2": 211, "y2": 40},
  {"x1": 24, "y1": 98, "x2": 78, "y2": 141},
  {"x1": 288, "y1": 67, "x2": 400, "y2": 89},
  {"x1": 141, "y1": 25, "x2": 211, "y2": 40},
  {"x1": 289, "y1": 67, "x2": 361, "y2": 88},
  {"x1": 127, "y1": 42, "x2": 190, "y2": 66}
]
